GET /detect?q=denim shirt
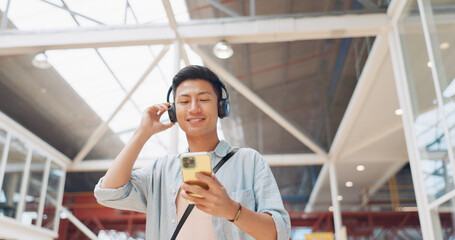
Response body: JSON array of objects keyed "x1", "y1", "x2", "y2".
[{"x1": 94, "y1": 140, "x2": 291, "y2": 240}]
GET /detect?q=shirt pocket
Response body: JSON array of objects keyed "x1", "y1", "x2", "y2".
[{"x1": 228, "y1": 189, "x2": 255, "y2": 211}]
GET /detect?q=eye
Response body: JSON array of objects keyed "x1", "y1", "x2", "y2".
[
  {"x1": 200, "y1": 99, "x2": 210, "y2": 102},
  {"x1": 179, "y1": 101, "x2": 189, "y2": 104}
]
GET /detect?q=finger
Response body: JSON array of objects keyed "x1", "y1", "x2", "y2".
[
  {"x1": 146, "y1": 105, "x2": 158, "y2": 114},
  {"x1": 158, "y1": 103, "x2": 170, "y2": 110},
  {"x1": 161, "y1": 122, "x2": 175, "y2": 130},
  {"x1": 181, "y1": 183, "x2": 208, "y2": 198},
  {"x1": 148, "y1": 104, "x2": 168, "y2": 114},
  {"x1": 157, "y1": 108, "x2": 168, "y2": 118},
  {"x1": 195, "y1": 173, "x2": 218, "y2": 189},
  {"x1": 181, "y1": 190, "x2": 205, "y2": 204},
  {"x1": 195, "y1": 204, "x2": 212, "y2": 214}
]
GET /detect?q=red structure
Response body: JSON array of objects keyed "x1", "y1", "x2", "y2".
[
  {"x1": 59, "y1": 193, "x2": 146, "y2": 240},
  {"x1": 59, "y1": 193, "x2": 454, "y2": 239}
]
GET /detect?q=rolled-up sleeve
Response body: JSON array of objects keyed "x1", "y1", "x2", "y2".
[
  {"x1": 253, "y1": 151, "x2": 291, "y2": 240},
  {"x1": 94, "y1": 166, "x2": 151, "y2": 213}
]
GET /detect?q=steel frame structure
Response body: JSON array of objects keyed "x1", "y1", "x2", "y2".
[
  {"x1": 387, "y1": 0, "x2": 455, "y2": 239},
  {"x1": 0, "y1": 112, "x2": 68, "y2": 240},
  {"x1": 1, "y1": 0, "x2": 454, "y2": 239}
]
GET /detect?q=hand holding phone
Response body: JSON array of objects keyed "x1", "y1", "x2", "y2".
[{"x1": 180, "y1": 152, "x2": 212, "y2": 202}]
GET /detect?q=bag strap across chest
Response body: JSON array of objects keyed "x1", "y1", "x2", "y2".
[{"x1": 170, "y1": 148, "x2": 239, "y2": 240}]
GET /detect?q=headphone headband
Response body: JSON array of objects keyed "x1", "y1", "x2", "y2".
[{"x1": 166, "y1": 86, "x2": 173, "y2": 102}]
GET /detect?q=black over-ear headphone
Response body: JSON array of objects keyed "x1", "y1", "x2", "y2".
[{"x1": 166, "y1": 82, "x2": 230, "y2": 122}]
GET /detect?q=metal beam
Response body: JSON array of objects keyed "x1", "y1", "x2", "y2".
[
  {"x1": 360, "y1": 158, "x2": 407, "y2": 206},
  {"x1": 306, "y1": 35, "x2": 389, "y2": 213},
  {"x1": 328, "y1": 35, "x2": 389, "y2": 158},
  {"x1": 36, "y1": 158, "x2": 51, "y2": 227},
  {"x1": 204, "y1": 0, "x2": 240, "y2": 17},
  {"x1": 0, "y1": 13, "x2": 388, "y2": 55},
  {"x1": 250, "y1": 0, "x2": 255, "y2": 17},
  {"x1": 39, "y1": 0, "x2": 104, "y2": 25},
  {"x1": 62, "y1": 208, "x2": 98, "y2": 240},
  {"x1": 71, "y1": 46, "x2": 169, "y2": 167},
  {"x1": 161, "y1": 0, "x2": 192, "y2": 66},
  {"x1": 191, "y1": 45, "x2": 329, "y2": 158},
  {"x1": 329, "y1": 161, "x2": 343, "y2": 240},
  {"x1": 69, "y1": 159, "x2": 152, "y2": 172},
  {"x1": 388, "y1": 19, "x2": 437, "y2": 240},
  {"x1": 0, "y1": 131, "x2": 11, "y2": 192},
  {"x1": 265, "y1": 153, "x2": 326, "y2": 166},
  {"x1": 357, "y1": 0, "x2": 380, "y2": 9},
  {"x1": 16, "y1": 148, "x2": 33, "y2": 222},
  {"x1": 340, "y1": 122, "x2": 402, "y2": 159},
  {"x1": 68, "y1": 153, "x2": 326, "y2": 172},
  {"x1": 0, "y1": 0, "x2": 11, "y2": 30},
  {"x1": 305, "y1": 163, "x2": 328, "y2": 212}
]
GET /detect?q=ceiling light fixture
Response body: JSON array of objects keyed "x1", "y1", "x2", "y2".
[
  {"x1": 440, "y1": 42, "x2": 450, "y2": 50},
  {"x1": 427, "y1": 61, "x2": 432, "y2": 68},
  {"x1": 337, "y1": 195, "x2": 343, "y2": 201},
  {"x1": 356, "y1": 165, "x2": 365, "y2": 172},
  {"x1": 345, "y1": 181, "x2": 353, "y2": 187},
  {"x1": 395, "y1": 109, "x2": 403, "y2": 116},
  {"x1": 328, "y1": 206, "x2": 333, "y2": 212},
  {"x1": 32, "y1": 52, "x2": 52, "y2": 69},
  {"x1": 213, "y1": 40, "x2": 234, "y2": 59}
]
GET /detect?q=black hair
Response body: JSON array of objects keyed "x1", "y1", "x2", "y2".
[{"x1": 172, "y1": 65, "x2": 224, "y2": 101}]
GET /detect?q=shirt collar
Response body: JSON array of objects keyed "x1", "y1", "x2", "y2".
[
  {"x1": 182, "y1": 140, "x2": 231, "y2": 158},
  {"x1": 213, "y1": 140, "x2": 230, "y2": 158}
]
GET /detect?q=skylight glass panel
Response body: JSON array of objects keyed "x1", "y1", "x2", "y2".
[
  {"x1": 170, "y1": 0, "x2": 191, "y2": 22},
  {"x1": 157, "y1": 45, "x2": 178, "y2": 84},
  {"x1": 109, "y1": 101, "x2": 141, "y2": 133},
  {"x1": 46, "y1": 48, "x2": 127, "y2": 120},
  {"x1": 5, "y1": 0, "x2": 78, "y2": 30},
  {"x1": 184, "y1": 45, "x2": 204, "y2": 66},
  {"x1": 131, "y1": 66, "x2": 171, "y2": 109},
  {"x1": 73, "y1": 15, "x2": 102, "y2": 26},
  {"x1": 124, "y1": 7, "x2": 139, "y2": 25},
  {"x1": 96, "y1": 45, "x2": 155, "y2": 91},
  {"x1": 127, "y1": 0, "x2": 169, "y2": 24},
  {"x1": 64, "y1": 0, "x2": 126, "y2": 25}
]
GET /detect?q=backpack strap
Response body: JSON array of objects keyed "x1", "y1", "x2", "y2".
[{"x1": 171, "y1": 148, "x2": 239, "y2": 240}]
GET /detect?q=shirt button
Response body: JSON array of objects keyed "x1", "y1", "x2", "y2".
[
  {"x1": 172, "y1": 189, "x2": 176, "y2": 194},
  {"x1": 172, "y1": 219, "x2": 176, "y2": 224}
]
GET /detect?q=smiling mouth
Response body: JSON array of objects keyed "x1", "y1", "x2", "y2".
[{"x1": 187, "y1": 118, "x2": 205, "y2": 123}]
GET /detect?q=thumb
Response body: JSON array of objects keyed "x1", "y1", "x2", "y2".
[{"x1": 158, "y1": 122, "x2": 175, "y2": 132}]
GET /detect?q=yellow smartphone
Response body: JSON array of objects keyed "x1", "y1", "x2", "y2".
[{"x1": 180, "y1": 152, "x2": 212, "y2": 202}]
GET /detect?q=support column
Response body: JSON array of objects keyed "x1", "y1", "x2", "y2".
[
  {"x1": 169, "y1": 41, "x2": 181, "y2": 154},
  {"x1": 388, "y1": 23, "x2": 438, "y2": 240},
  {"x1": 328, "y1": 160, "x2": 345, "y2": 240}
]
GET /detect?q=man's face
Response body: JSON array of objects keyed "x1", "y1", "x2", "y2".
[{"x1": 175, "y1": 79, "x2": 219, "y2": 137}]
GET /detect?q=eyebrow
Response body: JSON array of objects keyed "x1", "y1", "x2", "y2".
[{"x1": 178, "y1": 91, "x2": 213, "y2": 98}]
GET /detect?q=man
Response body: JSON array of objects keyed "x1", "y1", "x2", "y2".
[{"x1": 94, "y1": 65, "x2": 291, "y2": 240}]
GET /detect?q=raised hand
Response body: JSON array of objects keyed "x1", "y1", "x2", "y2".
[{"x1": 138, "y1": 103, "x2": 175, "y2": 139}]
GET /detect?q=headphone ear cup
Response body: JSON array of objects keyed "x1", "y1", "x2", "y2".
[
  {"x1": 168, "y1": 103, "x2": 177, "y2": 122},
  {"x1": 218, "y1": 98, "x2": 230, "y2": 119}
]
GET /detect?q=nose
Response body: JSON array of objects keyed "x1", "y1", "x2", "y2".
[{"x1": 188, "y1": 99, "x2": 201, "y2": 114}]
